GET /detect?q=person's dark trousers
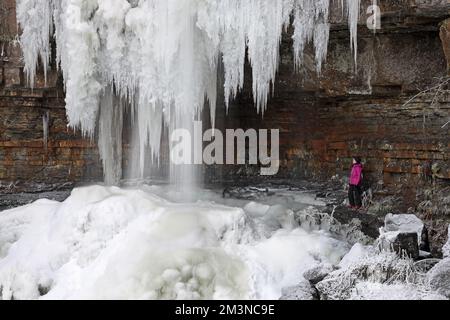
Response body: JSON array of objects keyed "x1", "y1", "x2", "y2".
[{"x1": 348, "y1": 184, "x2": 362, "y2": 207}]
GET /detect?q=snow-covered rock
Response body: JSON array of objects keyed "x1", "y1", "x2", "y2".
[
  {"x1": 279, "y1": 280, "x2": 318, "y2": 300},
  {"x1": 303, "y1": 263, "x2": 335, "y2": 284},
  {"x1": 427, "y1": 258, "x2": 450, "y2": 299},
  {"x1": 316, "y1": 250, "x2": 418, "y2": 300},
  {"x1": 382, "y1": 213, "x2": 424, "y2": 243},
  {"x1": 377, "y1": 214, "x2": 425, "y2": 259},
  {"x1": 377, "y1": 232, "x2": 419, "y2": 259},
  {"x1": 338, "y1": 243, "x2": 370, "y2": 269}
]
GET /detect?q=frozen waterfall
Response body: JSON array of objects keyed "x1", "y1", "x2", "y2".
[{"x1": 16, "y1": 0, "x2": 361, "y2": 186}]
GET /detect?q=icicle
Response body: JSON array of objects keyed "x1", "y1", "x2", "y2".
[
  {"x1": 16, "y1": 0, "x2": 54, "y2": 87},
  {"x1": 42, "y1": 110, "x2": 50, "y2": 151},
  {"x1": 292, "y1": 0, "x2": 330, "y2": 73},
  {"x1": 346, "y1": 0, "x2": 361, "y2": 66}
]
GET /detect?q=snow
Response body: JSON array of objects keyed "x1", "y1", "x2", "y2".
[
  {"x1": 0, "y1": 185, "x2": 348, "y2": 300},
  {"x1": 16, "y1": 0, "x2": 361, "y2": 182},
  {"x1": 1, "y1": 186, "x2": 447, "y2": 300}
]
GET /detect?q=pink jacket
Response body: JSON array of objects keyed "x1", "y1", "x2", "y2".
[{"x1": 349, "y1": 163, "x2": 363, "y2": 186}]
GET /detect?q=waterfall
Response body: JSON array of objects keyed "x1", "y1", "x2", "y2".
[{"x1": 16, "y1": 0, "x2": 361, "y2": 188}]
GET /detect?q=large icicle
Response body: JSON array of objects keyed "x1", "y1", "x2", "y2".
[
  {"x1": 17, "y1": 0, "x2": 360, "y2": 184},
  {"x1": 346, "y1": 0, "x2": 361, "y2": 65}
]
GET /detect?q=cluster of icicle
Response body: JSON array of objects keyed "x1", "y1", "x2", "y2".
[{"x1": 16, "y1": 0, "x2": 361, "y2": 185}]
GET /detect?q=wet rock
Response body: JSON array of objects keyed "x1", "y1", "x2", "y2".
[
  {"x1": 303, "y1": 263, "x2": 335, "y2": 285},
  {"x1": 378, "y1": 232, "x2": 420, "y2": 260},
  {"x1": 279, "y1": 280, "x2": 318, "y2": 301},
  {"x1": 426, "y1": 258, "x2": 450, "y2": 299}
]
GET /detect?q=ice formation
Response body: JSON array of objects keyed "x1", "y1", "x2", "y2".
[
  {"x1": 0, "y1": 185, "x2": 348, "y2": 299},
  {"x1": 16, "y1": 0, "x2": 361, "y2": 184}
]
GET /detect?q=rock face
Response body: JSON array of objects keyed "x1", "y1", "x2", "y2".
[
  {"x1": 0, "y1": 0, "x2": 103, "y2": 194},
  {"x1": 427, "y1": 258, "x2": 450, "y2": 298},
  {"x1": 440, "y1": 19, "x2": 450, "y2": 73}
]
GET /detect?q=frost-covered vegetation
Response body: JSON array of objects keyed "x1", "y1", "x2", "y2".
[{"x1": 315, "y1": 247, "x2": 446, "y2": 300}]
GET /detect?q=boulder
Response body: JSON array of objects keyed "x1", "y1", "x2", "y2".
[
  {"x1": 382, "y1": 213, "x2": 424, "y2": 244},
  {"x1": 378, "y1": 232, "x2": 420, "y2": 260},
  {"x1": 303, "y1": 263, "x2": 335, "y2": 285},
  {"x1": 427, "y1": 258, "x2": 450, "y2": 299},
  {"x1": 279, "y1": 280, "x2": 318, "y2": 300}
]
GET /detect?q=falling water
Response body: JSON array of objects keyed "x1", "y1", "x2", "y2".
[{"x1": 16, "y1": 0, "x2": 361, "y2": 189}]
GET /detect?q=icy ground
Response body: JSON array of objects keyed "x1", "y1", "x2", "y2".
[{"x1": 0, "y1": 185, "x2": 446, "y2": 300}]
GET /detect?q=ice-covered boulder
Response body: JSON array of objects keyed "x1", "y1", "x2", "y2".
[
  {"x1": 316, "y1": 250, "x2": 417, "y2": 300},
  {"x1": 382, "y1": 213, "x2": 424, "y2": 243},
  {"x1": 378, "y1": 232, "x2": 419, "y2": 259},
  {"x1": 378, "y1": 214, "x2": 425, "y2": 259},
  {"x1": 279, "y1": 280, "x2": 318, "y2": 300},
  {"x1": 303, "y1": 263, "x2": 335, "y2": 285},
  {"x1": 442, "y1": 225, "x2": 450, "y2": 259},
  {"x1": 338, "y1": 243, "x2": 370, "y2": 269},
  {"x1": 426, "y1": 258, "x2": 450, "y2": 299}
]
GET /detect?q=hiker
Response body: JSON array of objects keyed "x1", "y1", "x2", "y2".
[{"x1": 348, "y1": 157, "x2": 363, "y2": 210}]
